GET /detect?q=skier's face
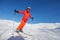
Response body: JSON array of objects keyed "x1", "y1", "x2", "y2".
[{"x1": 26, "y1": 8, "x2": 30, "y2": 12}]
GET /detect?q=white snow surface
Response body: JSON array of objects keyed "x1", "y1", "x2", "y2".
[{"x1": 0, "y1": 20, "x2": 60, "y2": 40}]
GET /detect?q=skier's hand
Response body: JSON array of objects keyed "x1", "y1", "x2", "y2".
[
  {"x1": 31, "y1": 17, "x2": 34, "y2": 20},
  {"x1": 14, "y1": 9, "x2": 19, "y2": 13}
]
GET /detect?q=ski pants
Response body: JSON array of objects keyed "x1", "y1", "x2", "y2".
[{"x1": 17, "y1": 20, "x2": 27, "y2": 30}]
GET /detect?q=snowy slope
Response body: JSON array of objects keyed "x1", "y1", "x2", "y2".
[{"x1": 0, "y1": 20, "x2": 60, "y2": 40}]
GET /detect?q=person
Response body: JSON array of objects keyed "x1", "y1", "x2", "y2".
[{"x1": 14, "y1": 7, "x2": 34, "y2": 33}]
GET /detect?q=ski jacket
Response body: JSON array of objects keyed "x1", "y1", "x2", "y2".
[{"x1": 18, "y1": 10, "x2": 32, "y2": 22}]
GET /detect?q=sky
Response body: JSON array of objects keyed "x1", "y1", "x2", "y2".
[{"x1": 0, "y1": 0, "x2": 60, "y2": 23}]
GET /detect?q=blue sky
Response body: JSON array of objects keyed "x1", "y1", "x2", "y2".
[{"x1": 0, "y1": 0, "x2": 60, "y2": 23}]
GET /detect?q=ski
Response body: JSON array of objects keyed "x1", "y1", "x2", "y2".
[
  {"x1": 15, "y1": 31, "x2": 33, "y2": 38},
  {"x1": 20, "y1": 32, "x2": 32, "y2": 36}
]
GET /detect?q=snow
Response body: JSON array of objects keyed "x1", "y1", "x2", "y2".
[{"x1": 0, "y1": 20, "x2": 60, "y2": 40}]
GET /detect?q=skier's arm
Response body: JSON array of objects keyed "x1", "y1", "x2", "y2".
[
  {"x1": 14, "y1": 9, "x2": 24, "y2": 14},
  {"x1": 18, "y1": 10, "x2": 24, "y2": 14},
  {"x1": 29, "y1": 14, "x2": 32, "y2": 18},
  {"x1": 29, "y1": 14, "x2": 34, "y2": 20}
]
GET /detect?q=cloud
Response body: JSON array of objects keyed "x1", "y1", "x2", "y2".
[
  {"x1": 30, "y1": 23, "x2": 60, "y2": 29},
  {"x1": 0, "y1": 19, "x2": 60, "y2": 40},
  {"x1": 0, "y1": 20, "x2": 18, "y2": 30},
  {"x1": 0, "y1": 19, "x2": 60, "y2": 30}
]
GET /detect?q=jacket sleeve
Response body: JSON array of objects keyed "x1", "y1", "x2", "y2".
[
  {"x1": 18, "y1": 10, "x2": 24, "y2": 14},
  {"x1": 29, "y1": 14, "x2": 32, "y2": 18}
]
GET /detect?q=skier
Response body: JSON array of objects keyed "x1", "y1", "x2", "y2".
[{"x1": 14, "y1": 7, "x2": 34, "y2": 33}]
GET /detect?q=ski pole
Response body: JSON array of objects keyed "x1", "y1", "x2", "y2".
[
  {"x1": 12, "y1": 10, "x2": 16, "y2": 36},
  {"x1": 29, "y1": 19, "x2": 33, "y2": 34}
]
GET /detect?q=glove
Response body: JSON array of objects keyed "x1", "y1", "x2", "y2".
[
  {"x1": 31, "y1": 17, "x2": 34, "y2": 20},
  {"x1": 14, "y1": 9, "x2": 19, "y2": 13}
]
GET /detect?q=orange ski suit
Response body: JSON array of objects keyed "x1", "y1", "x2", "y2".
[{"x1": 17, "y1": 10, "x2": 32, "y2": 30}]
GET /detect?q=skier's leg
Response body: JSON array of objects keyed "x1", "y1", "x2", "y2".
[{"x1": 17, "y1": 20, "x2": 26, "y2": 32}]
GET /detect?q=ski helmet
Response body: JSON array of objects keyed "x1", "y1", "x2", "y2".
[{"x1": 27, "y1": 6, "x2": 31, "y2": 9}]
